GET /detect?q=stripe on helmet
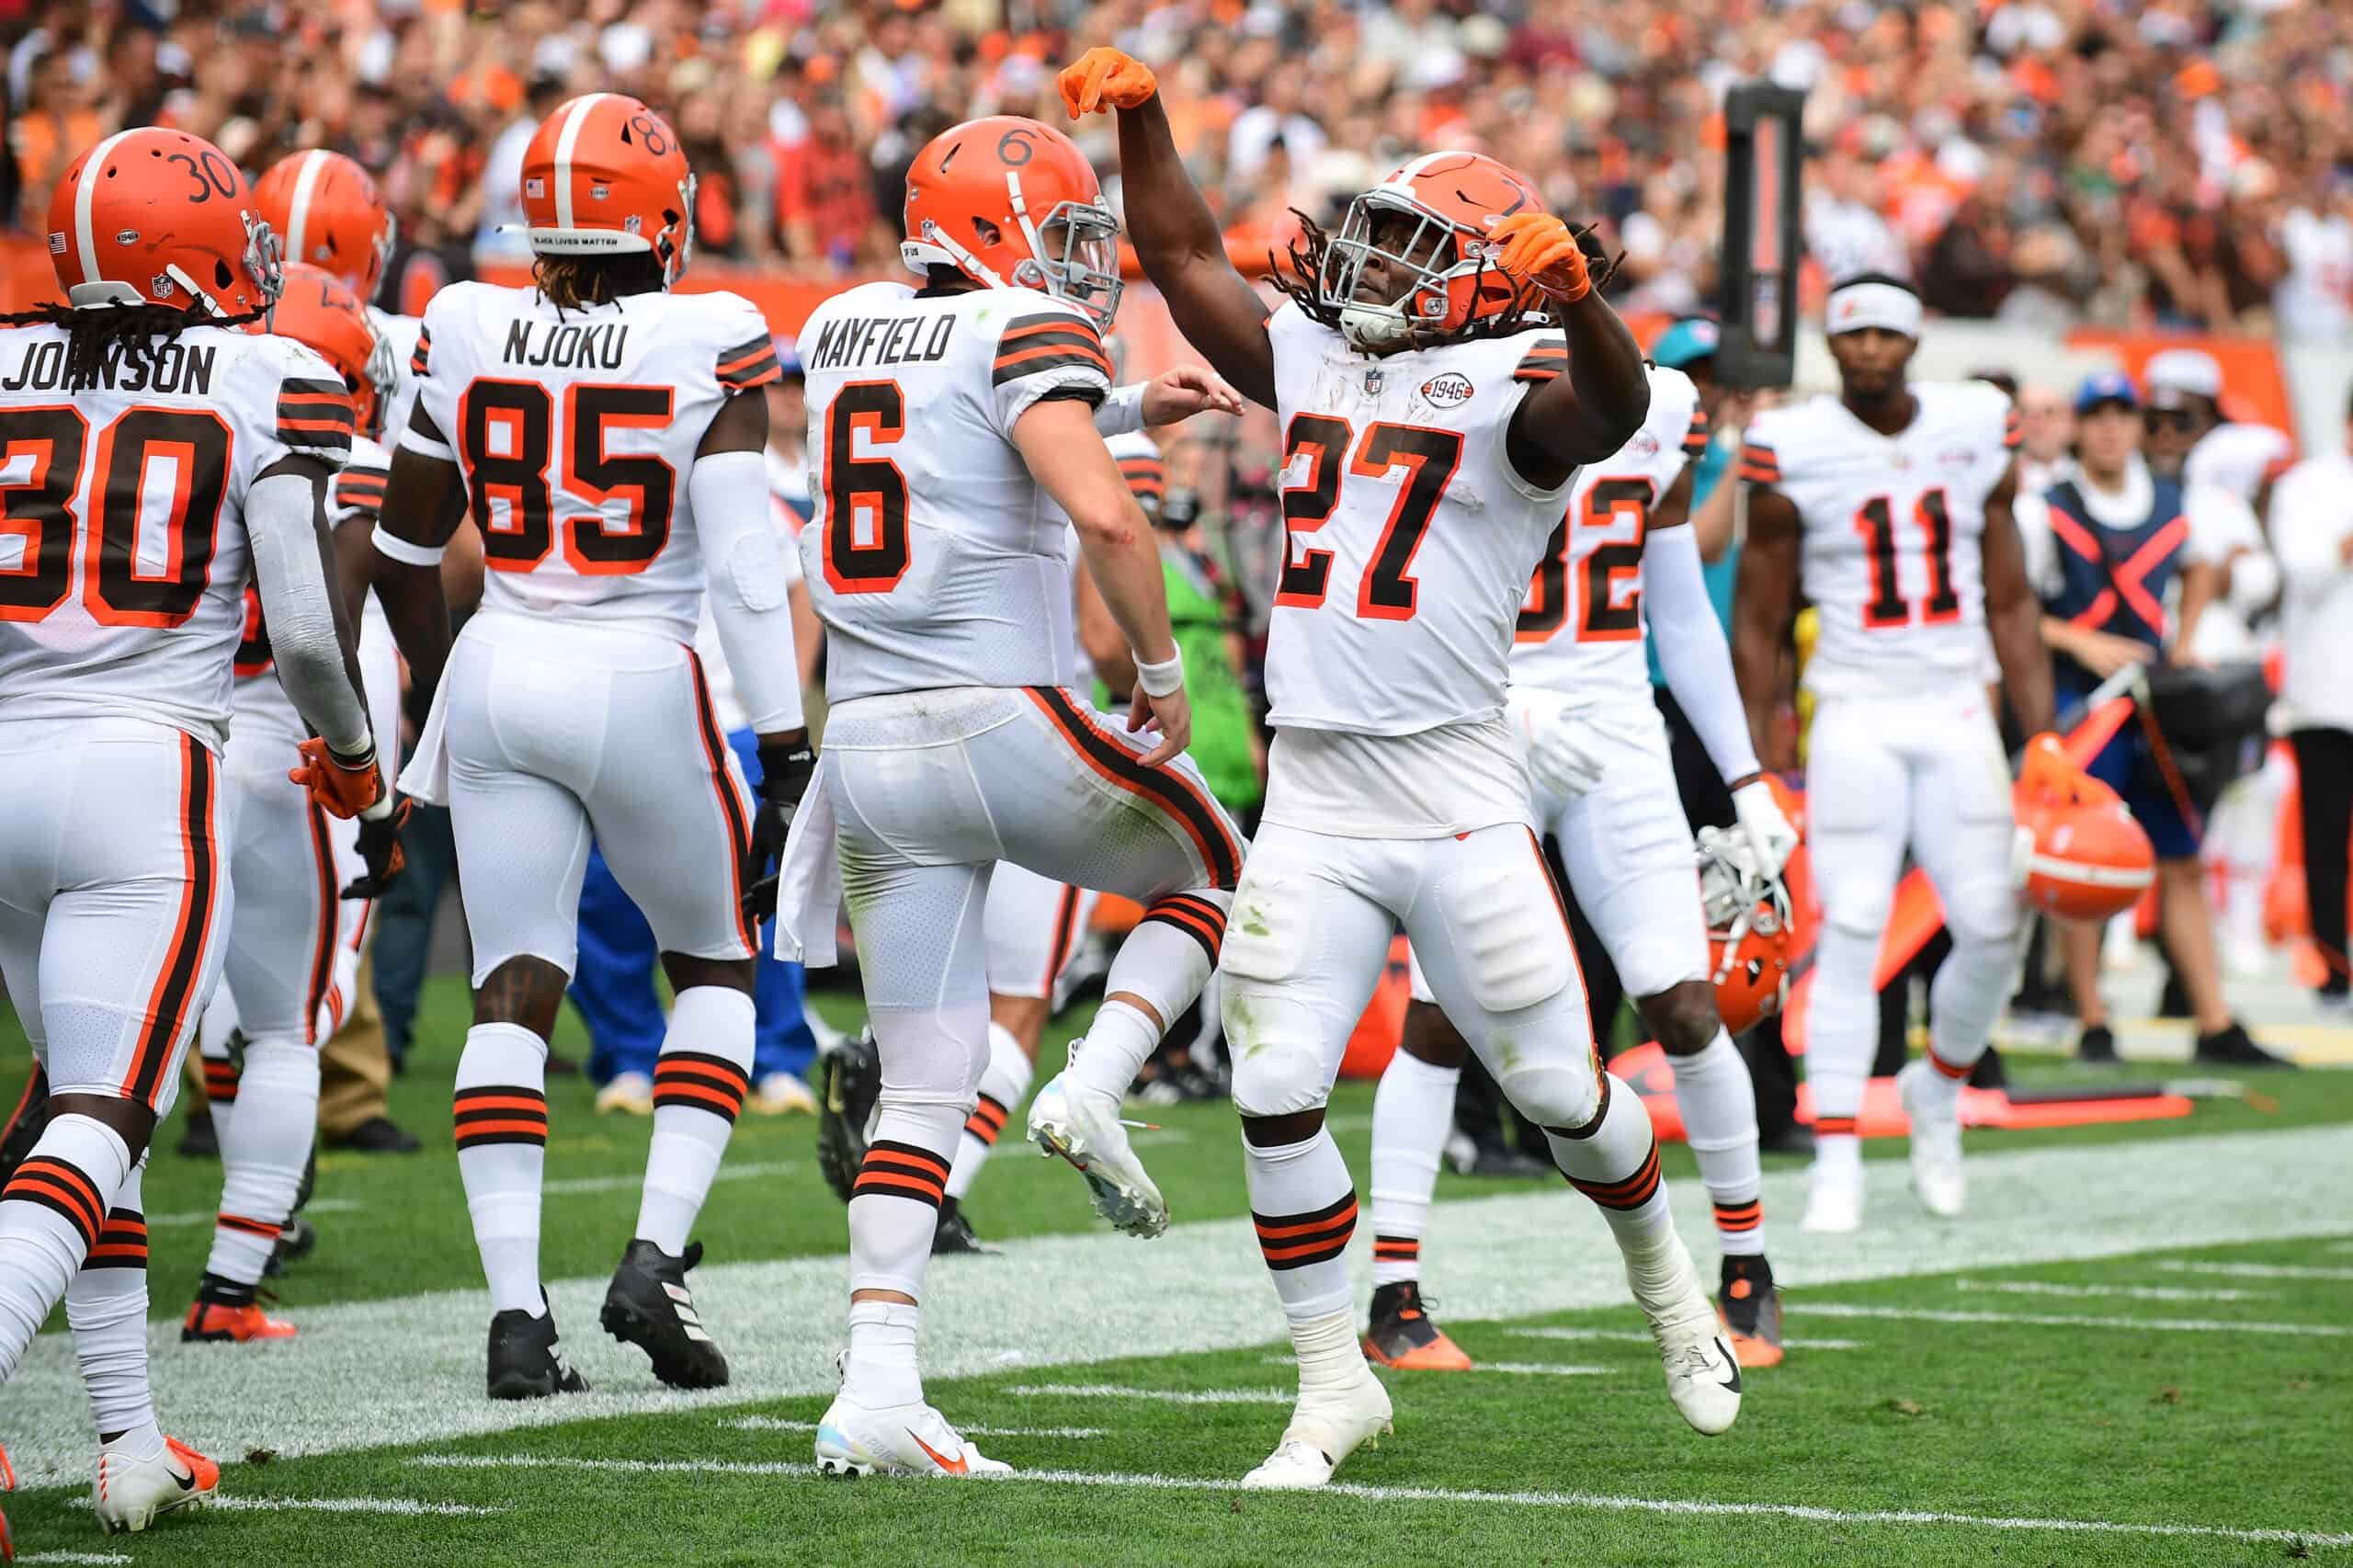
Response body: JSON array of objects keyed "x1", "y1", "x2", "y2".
[
  {"x1": 551, "y1": 93, "x2": 611, "y2": 232},
  {"x1": 74, "y1": 130, "x2": 139, "y2": 287},
  {"x1": 284, "y1": 149, "x2": 329, "y2": 267}
]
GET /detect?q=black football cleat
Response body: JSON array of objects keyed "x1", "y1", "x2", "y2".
[
  {"x1": 932, "y1": 1198, "x2": 999, "y2": 1256},
  {"x1": 2196, "y1": 1021, "x2": 2297, "y2": 1070},
  {"x1": 602, "y1": 1239, "x2": 729, "y2": 1389},
  {"x1": 486, "y1": 1295, "x2": 591, "y2": 1400},
  {"x1": 816, "y1": 1030, "x2": 882, "y2": 1204},
  {"x1": 1361, "y1": 1280, "x2": 1472, "y2": 1370},
  {"x1": 1718, "y1": 1254, "x2": 1784, "y2": 1369},
  {"x1": 2076, "y1": 1023, "x2": 2119, "y2": 1063},
  {"x1": 264, "y1": 1216, "x2": 318, "y2": 1278}
]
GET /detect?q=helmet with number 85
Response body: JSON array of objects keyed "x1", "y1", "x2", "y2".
[
  {"x1": 47, "y1": 128, "x2": 282, "y2": 317},
  {"x1": 519, "y1": 93, "x2": 696, "y2": 287},
  {"x1": 255, "y1": 150, "x2": 396, "y2": 304},
  {"x1": 271, "y1": 264, "x2": 393, "y2": 438},
  {"x1": 901, "y1": 116, "x2": 1123, "y2": 330},
  {"x1": 1318, "y1": 152, "x2": 1544, "y2": 351}
]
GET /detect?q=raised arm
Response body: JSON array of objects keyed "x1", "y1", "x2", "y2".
[
  {"x1": 1981, "y1": 459, "x2": 2056, "y2": 737},
  {"x1": 1491, "y1": 215, "x2": 1650, "y2": 488},
  {"x1": 1732, "y1": 481, "x2": 1802, "y2": 773},
  {"x1": 1061, "y1": 49, "x2": 1277, "y2": 408}
]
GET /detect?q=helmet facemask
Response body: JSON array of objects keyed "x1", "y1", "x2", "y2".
[
  {"x1": 1695, "y1": 824, "x2": 1792, "y2": 996},
  {"x1": 1319, "y1": 189, "x2": 1489, "y2": 351},
  {"x1": 1024, "y1": 199, "x2": 1123, "y2": 330}
]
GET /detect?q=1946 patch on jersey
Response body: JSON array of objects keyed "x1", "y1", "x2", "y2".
[{"x1": 1421, "y1": 371, "x2": 1474, "y2": 407}]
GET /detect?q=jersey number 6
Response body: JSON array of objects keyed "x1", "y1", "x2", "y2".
[{"x1": 819, "y1": 381, "x2": 911, "y2": 595}]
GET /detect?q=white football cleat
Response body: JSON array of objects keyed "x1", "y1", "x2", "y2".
[
  {"x1": 1800, "y1": 1158, "x2": 1865, "y2": 1234},
  {"x1": 812, "y1": 1393, "x2": 1012, "y2": 1478},
  {"x1": 1628, "y1": 1242, "x2": 1743, "y2": 1436},
  {"x1": 1898, "y1": 1061, "x2": 1966, "y2": 1219},
  {"x1": 94, "y1": 1429, "x2": 217, "y2": 1533},
  {"x1": 1026, "y1": 1072, "x2": 1167, "y2": 1237},
  {"x1": 1242, "y1": 1369, "x2": 1393, "y2": 1489}
]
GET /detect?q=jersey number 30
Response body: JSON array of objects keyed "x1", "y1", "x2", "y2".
[{"x1": 1275, "y1": 415, "x2": 1462, "y2": 620}]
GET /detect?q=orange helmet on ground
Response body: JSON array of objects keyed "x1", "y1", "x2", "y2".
[
  {"x1": 46, "y1": 129, "x2": 282, "y2": 316},
  {"x1": 271, "y1": 264, "x2": 392, "y2": 437},
  {"x1": 1317, "y1": 151, "x2": 1543, "y2": 350},
  {"x1": 1696, "y1": 776, "x2": 1812, "y2": 1035},
  {"x1": 901, "y1": 116, "x2": 1123, "y2": 329},
  {"x1": 520, "y1": 94, "x2": 696, "y2": 286},
  {"x1": 2012, "y1": 735, "x2": 2156, "y2": 921},
  {"x1": 255, "y1": 150, "x2": 395, "y2": 304}
]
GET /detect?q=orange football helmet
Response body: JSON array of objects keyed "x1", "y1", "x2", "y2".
[
  {"x1": 519, "y1": 93, "x2": 695, "y2": 287},
  {"x1": 902, "y1": 117, "x2": 1122, "y2": 329},
  {"x1": 46, "y1": 129, "x2": 282, "y2": 317},
  {"x1": 255, "y1": 150, "x2": 394, "y2": 304},
  {"x1": 1696, "y1": 777, "x2": 1812, "y2": 1035},
  {"x1": 1318, "y1": 152, "x2": 1543, "y2": 350},
  {"x1": 271, "y1": 264, "x2": 392, "y2": 438},
  {"x1": 2012, "y1": 735, "x2": 2156, "y2": 922}
]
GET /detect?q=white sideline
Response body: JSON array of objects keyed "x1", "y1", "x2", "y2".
[
  {"x1": 722, "y1": 1416, "x2": 1107, "y2": 1439},
  {"x1": 405, "y1": 1453, "x2": 2353, "y2": 1549},
  {"x1": 63, "y1": 1493, "x2": 499, "y2": 1517},
  {"x1": 1951, "y1": 1278, "x2": 2274, "y2": 1302},
  {"x1": 16, "y1": 1554, "x2": 133, "y2": 1565},
  {"x1": 1504, "y1": 1326, "x2": 1866, "y2": 1351},
  {"x1": 5, "y1": 1123, "x2": 2350, "y2": 1488},
  {"x1": 1802, "y1": 1303, "x2": 2347, "y2": 1336},
  {"x1": 2154, "y1": 1260, "x2": 2353, "y2": 1282}
]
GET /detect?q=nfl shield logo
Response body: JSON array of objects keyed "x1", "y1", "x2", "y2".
[{"x1": 1365, "y1": 368, "x2": 1384, "y2": 395}]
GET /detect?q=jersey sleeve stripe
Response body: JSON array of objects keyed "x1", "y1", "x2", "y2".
[
  {"x1": 1739, "y1": 442, "x2": 1780, "y2": 483},
  {"x1": 1682, "y1": 407, "x2": 1711, "y2": 459},
  {"x1": 994, "y1": 327, "x2": 1109, "y2": 361},
  {"x1": 990, "y1": 348, "x2": 1115, "y2": 386},
  {"x1": 717, "y1": 348, "x2": 784, "y2": 391},
  {"x1": 411, "y1": 324, "x2": 431, "y2": 377},
  {"x1": 2003, "y1": 410, "x2": 2024, "y2": 451},
  {"x1": 1004, "y1": 311, "x2": 1104, "y2": 346},
  {"x1": 1514, "y1": 343, "x2": 1568, "y2": 384}
]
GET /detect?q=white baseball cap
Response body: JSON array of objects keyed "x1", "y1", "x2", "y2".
[{"x1": 2143, "y1": 347, "x2": 2222, "y2": 403}]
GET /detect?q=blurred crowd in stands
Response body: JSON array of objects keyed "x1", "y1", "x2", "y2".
[{"x1": 6, "y1": 0, "x2": 2353, "y2": 335}]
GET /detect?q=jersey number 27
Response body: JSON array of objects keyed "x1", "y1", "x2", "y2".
[{"x1": 1274, "y1": 415, "x2": 1461, "y2": 621}]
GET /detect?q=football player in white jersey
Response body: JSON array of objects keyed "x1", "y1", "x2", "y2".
[
  {"x1": 0, "y1": 129, "x2": 392, "y2": 1531},
  {"x1": 775, "y1": 115, "x2": 1245, "y2": 1477},
  {"x1": 1733, "y1": 275, "x2": 2054, "y2": 1233},
  {"x1": 370, "y1": 93, "x2": 809, "y2": 1399},
  {"x1": 1368, "y1": 359, "x2": 1802, "y2": 1372},
  {"x1": 255, "y1": 150, "x2": 422, "y2": 447},
  {"x1": 1064, "y1": 47, "x2": 1743, "y2": 1487},
  {"x1": 183, "y1": 267, "x2": 409, "y2": 1346}
]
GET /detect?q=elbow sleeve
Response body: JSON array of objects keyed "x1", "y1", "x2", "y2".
[
  {"x1": 246, "y1": 471, "x2": 372, "y2": 755},
  {"x1": 1643, "y1": 524, "x2": 1760, "y2": 782},
  {"x1": 690, "y1": 449, "x2": 805, "y2": 733}
]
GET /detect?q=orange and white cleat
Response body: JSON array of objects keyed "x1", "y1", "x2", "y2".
[
  {"x1": 94, "y1": 1429, "x2": 217, "y2": 1533},
  {"x1": 1718, "y1": 1255, "x2": 1785, "y2": 1369},
  {"x1": 3, "y1": 1435, "x2": 16, "y2": 1562},
  {"x1": 182, "y1": 1290, "x2": 296, "y2": 1343},
  {"x1": 1361, "y1": 1281, "x2": 1472, "y2": 1371}
]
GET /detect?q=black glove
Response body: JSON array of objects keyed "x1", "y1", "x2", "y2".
[
  {"x1": 743, "y1": 730, "x2": 816, "y2": 924},
  {"x1": 341, "y1": 794, "x2": 414, "y2": 900}
]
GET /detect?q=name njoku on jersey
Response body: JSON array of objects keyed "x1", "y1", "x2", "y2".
[
  {"x1": 500, "y1": 318, "x2": 632, "y2": 370},
  {"x1": 804, "y1": 313, "x2": 958, "y2": 373},
  {"x1": 0, "y1": 335, "x2": 217, "y2": 396}
]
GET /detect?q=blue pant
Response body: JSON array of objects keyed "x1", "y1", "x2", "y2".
[
  {"x1": 569, "y1": 727, "x2": 816, "y2": 1085},
  {"x1": 2084, "y1": 716, "x2": 2200, "y2": 861}
]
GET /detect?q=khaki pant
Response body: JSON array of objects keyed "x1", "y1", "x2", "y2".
[{"x1": 317, "y1": 944, "x2": 392, "y2": 1138}]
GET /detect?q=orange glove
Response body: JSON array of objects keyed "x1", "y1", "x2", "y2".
[
  {"x1": 1490, "y1": 212, "x2": 1592, "y2": 304},
  {"x1": 289, "y1": 735, "x2": 384, "y2": 821},
  {"x1": 1060, "y1": 47, "x2": 1158, "y2": 118}
]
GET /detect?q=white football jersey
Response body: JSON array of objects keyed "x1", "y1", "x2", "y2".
[
  {"x1": 797, "y1": 281, "x2": 1114, "y2": 703},
  {"x1": 1745, "y1": 381, "x2": 2018, "y2": 698},
  {"x1": 0, "y1": 322, "x2": 354, "y2": 746},
  {"x1": 411, "y1": 280, "x2": 780, "y2": 641},
  {"x1": 1509, "y1": 364, "x2": 1705, "y2": 700},
  {"x1": 2184, "y1": 420, "x2": 2292, "y2": 506},
  {"x1": 368, "y1": 305, "x2": 423, "y2": 449},
  {"x1": 233, "y1": 435, "x2": 392, "y2": 751},
  {"x1": 1262, "y1": 301, "x2": 1575, "y2": 735}
]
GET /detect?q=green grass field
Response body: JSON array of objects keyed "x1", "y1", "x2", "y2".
[{"x1": 4, "y1": 975, "x2": 2349, "y2": 1566}]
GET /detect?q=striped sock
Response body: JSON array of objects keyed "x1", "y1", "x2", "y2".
[
  {"x1": 454, "y1": 1023, "x2": 550, "y2": 1317},
  {"x1": 1669, "y1": 1030, "x2": 1767, "y2": 1257},
  {"x1": 636, "y1": 987, "x2": 755, "y2": 1255},
  {"x1": 1544, "y1": 1072, "x2": 1675, "y2": 1255},
  {"x1": 945, "y1": 1023, "x2": 1033, "y2": 1204},
  {"x1": 1245, "y1": 1129, "x2": 1357, "y2": 1323},
  {"x1": 205, "y1": 1035, "x2": 315, "y2": 1288},
  {"x1": 0, "y1": 1114, "x2": 131, "y2": 1381},
  {"x1": 847, "y1": 1103, "x2": 960, "y2": 1301},
  {"x1": 69, "y1": 1162, "x2": 153, "y2": 1439},
  {"x1": 1369, "y1": 1048, "x2": 1455, "y2": 1288}
]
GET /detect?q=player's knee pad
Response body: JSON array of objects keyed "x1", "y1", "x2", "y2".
[
  {"x1": 868, "y1": 1009, "x2": 989, "y2": 1105},
  {"x1": 1431, "y1": 862, "x2": 1574, "y2": 1016},
  {"x1": 1222, "y1": 987, "x2": 1336, "y2": 1119},
  {"x1": 1492, "y1": 1043, "x2": 1600, "y2": 1132},
  {"x1": 1644, "y1": 980, "x2": 1724, "y2": 1056}
]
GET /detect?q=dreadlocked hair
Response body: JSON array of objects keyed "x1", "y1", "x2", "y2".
[
  {"x1": 533, "y1": 251, "x2": 667, "y2": 313},
  {"x1": 0, "y1": 299, "x2": 269, "y2": 390},
  {"x1": 1267, "y1": 210, "x2": 1626, "y2": 347}
]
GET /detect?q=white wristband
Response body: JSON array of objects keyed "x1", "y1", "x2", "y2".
[
  {"x1": 1134, "y1": 647, "x2": 1184, "y2": 697},
  {"x1": 397, "y1": 427, "x2": 456, "y2": 461},
  {"x1": 1095, "y1": 382, "x2": 1147, "y2": 438},
  {"x1": 372, "y1": 524, "x2": 447, "y2": 566}
]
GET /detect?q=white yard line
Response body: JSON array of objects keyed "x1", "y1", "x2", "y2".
[
  {"x1": 722, "y1": 1416, "x2": 1106, "y2": 1439},
  {"x1": 1503, "y1": 1326, "x2": 1866, "y2": 1351},
  {"x1": 2154, "y1": 1260, "x2": 2353, "y2": 1282},
  {"x1": 1006, "y1": 1383, "x2": 1292, "y2": 1406},
  {"x1": 16, "y1": 1553, "x2": 133, "y2": 1566},
  {"x1": 1802, "y1": 1303, "x2": 2346, "y2": 1336},
  {"x1": 1952, "y1": 1278, "x2": 2273, "y2": 1303},
  {"x1": 64, "y1": 1493, "x2": 497, "y2": 1517},
  {"x1": 404, "y1": 1452, "x2": 2353, "y2": 1549},
  {"x1": 6, "y1": 1124, "x2": 2349, "y2": 1488},
  {"x1": 1261, "y1": 1354, "x2": 1608, "y2": 1377},
  {"x1": 144, "y1": 1199, "x2": 364, "y2": 1229}
]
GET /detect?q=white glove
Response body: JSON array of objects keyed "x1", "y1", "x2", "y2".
[
  {"x1": 1510, "y1": 688, "x2": 1606, "y2": 801},
  {"x1": 1731, "y1": 778, "x2": 1799, "y2": 881}
]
